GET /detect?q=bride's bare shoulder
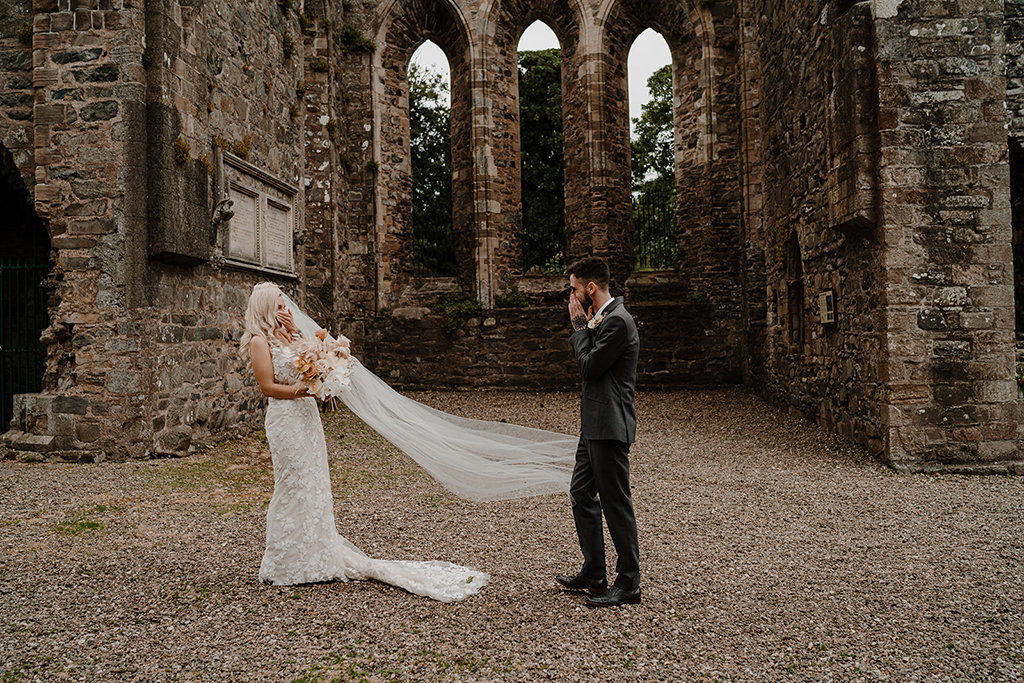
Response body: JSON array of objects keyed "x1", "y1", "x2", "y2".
[{"x1": 249, "y1": 335, "x2": 270, "y2": 353}]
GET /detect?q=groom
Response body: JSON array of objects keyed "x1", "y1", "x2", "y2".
[{"x1": 557, "y1": 256, "x2": 641, "y2": 607}]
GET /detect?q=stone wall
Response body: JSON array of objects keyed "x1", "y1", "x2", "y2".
[
  {"x1": 0, "y1": 0, "x2": 34, "y2": 191},
  {"x1": 363, "y1": 273, "x2": 742, "y2": 391},
  {"x1": 750, "y1": 0, "x2": 887, "y2": 454},
  {"x1": 874, "y1": 0, "x2": 1016, "y2": 471},
  {"x1": 2, "y1": 0, "x2": 334, "y2": 460},
  {"x1": 750, "y1": 0, "x2": 1019, "y2": 471}
]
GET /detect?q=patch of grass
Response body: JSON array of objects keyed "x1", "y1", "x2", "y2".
[
  {"x1": 53, "y1": 504, "x2": 118, "y2": 536},
  {"x1": 144, "y1": 432, "x2": 273, "y2": 494},
  {"x1": 338, "y1": 149, "x2": 355, "y2": 170},
  {"x1": 231, "y1": 135, "x2": 252, "y2": 159},
  {"x1": 215, "y1": 501, "x2": 255, "y2": 516},
  {"x1": 55, "y1": 518, "x2": 105, "y2": 536}
]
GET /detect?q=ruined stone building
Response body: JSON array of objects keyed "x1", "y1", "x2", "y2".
[{"x1": 0, "y1": 0, "x2": 1021, "y2": 472}]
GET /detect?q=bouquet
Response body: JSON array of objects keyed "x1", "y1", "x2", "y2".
[{"x1": 292, "y1": 329, "x2": 354, "y2": 401}]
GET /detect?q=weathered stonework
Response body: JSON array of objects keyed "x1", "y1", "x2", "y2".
[{"x1": 1, "y1": 0, "x2": 1022, "y2": 473}]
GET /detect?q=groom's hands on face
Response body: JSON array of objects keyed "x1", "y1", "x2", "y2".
[{"x1": 568, "y1": 290, "x2": 590, "y2": 332}]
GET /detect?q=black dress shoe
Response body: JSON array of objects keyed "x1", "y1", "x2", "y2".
[
  {"x1": 555, "y1": 574, "x2": 608, "y2": 593},
  {"x1": 585, "y1": 586, "x2": 641, "y2": 607}
]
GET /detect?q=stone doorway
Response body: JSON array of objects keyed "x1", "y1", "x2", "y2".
[{"x1": 0, "y1": 147, "x2": 51, "y2": 431}]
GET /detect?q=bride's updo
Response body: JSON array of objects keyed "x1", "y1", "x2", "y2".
[{"x1": 240, "y1": 282, "x2": 281, "y2": 353}]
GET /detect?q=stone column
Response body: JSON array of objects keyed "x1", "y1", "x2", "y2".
[{"x1": 874, "y1": 0, "x2": 1020, "y2": 471}]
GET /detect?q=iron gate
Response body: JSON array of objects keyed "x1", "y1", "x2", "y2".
[
  {"x1": 633, "y1": 181, "x2": 678, "y2": 271},
  {"x1": 0, "y1": 259, "x2": 50, "y2": 431}
]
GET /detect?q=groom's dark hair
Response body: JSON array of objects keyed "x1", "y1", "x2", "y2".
[{"x1": 567, "y1": 256, "x2": 610, "y2": 289}]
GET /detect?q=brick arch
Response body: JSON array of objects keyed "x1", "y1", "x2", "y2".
[
  {"x1": 481, "y1": 0, "x2": 588, "y2": 285},
  {"x1": 372, "y1": 0, "x2": 475, "y2": 307}
]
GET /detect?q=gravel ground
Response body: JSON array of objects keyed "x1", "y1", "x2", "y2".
[{"x1": 1, "y1": 387, "x2": 1023, "y2": 682}]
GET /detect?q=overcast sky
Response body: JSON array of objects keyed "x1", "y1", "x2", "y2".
[{"x1": 410, "y1": 22, "x2": 671, "y2": 138}]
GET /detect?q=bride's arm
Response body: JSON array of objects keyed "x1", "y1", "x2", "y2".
[{"x1": 249, "y1": 336, "x2": 309, "y2": 400}]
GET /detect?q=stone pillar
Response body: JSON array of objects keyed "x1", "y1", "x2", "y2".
[
  {"x1": 874, "y1": 0, "x2": 1020, "y2": 471},
  {"x1": 21, "y1": 0, "x2": 150, "y2": 460}
]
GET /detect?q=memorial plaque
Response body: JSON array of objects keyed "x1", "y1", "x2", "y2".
[
  {"x1": 227, "y1": 186, "x2": 258, "y2": 262},
  {"x1": 219, "y1": 151, "x2": 298, "y2": 276},
  {"x1": 265, "y1": 200, "x2": 292, "y2": 271}
]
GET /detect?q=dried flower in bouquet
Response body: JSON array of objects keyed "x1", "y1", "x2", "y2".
[{"x1": 291, "y1": 330, "x2": 353, "y2": 401}]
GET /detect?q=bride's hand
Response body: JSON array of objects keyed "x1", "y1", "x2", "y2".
[
  {"x1": 291, "y1": 384, "x2": 309, "y2": 399},
  {"x1": 276, "y1": 308, "x2": 299, "y2": 335}
]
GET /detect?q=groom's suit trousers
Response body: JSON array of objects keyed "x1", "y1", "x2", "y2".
[{"x1": 570, "y1": 437, "x2": 640, "y2": 591}]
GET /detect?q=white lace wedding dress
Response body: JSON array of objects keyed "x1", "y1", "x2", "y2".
[{"x1": 257, "y1": 343, "x2": 488, "y2": 602}]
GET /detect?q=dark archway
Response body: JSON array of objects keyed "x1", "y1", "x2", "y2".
[
  {"x1": 0, "y1": 145, "x2": 51, "y2": 431},
  {"x1": 1010, "y1": 137, "x2": 1024, "y2": 335}
]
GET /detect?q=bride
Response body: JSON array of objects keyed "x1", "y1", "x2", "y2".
[
  {"x1": 241, "y1": 282, "x2": 576, "y2": 602},
  {"x1": 243, "y1": 282, "x2": 487, "y2": 601}
]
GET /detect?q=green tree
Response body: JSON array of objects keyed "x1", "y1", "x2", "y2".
[
  {"x1": 631, "y1": 64, "x2": 677, "y2": 270},
  {"x1": 409, "y1": 61, "x2": 456, "y2": 276},
  {"x1": 631, "y1": 64, "x2": 674, "y2": 186},
  {"x1": 518, "y1": 48, "x2": 565, "y2": 272}
]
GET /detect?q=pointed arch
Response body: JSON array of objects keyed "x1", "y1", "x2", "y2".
[
  {"x1": 516, "y1": 20, "x2": 566, "y2": 273},
  {"x1": 592, "y1": 0, "x2": 744, "y2": 295},
  {"x1": 408, "y1": 41, "x2": 456, "y2": 276},
  {"x1": 371, "y1": 0, "x2": 475, "y2": 308},
  {"x1": 628, "y1": 28, "x2": 677, "y2": 271},
  {"x1": 482, "y1": 0, "x2": 586, "y2": 286}
]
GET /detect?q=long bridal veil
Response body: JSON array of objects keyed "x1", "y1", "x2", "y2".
[{"x1": 282, "y1": 294, "x2": 578, "y2": 501}]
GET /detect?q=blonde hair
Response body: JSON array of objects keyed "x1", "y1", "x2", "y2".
[{"x1": 240, "y1": 282, "x2": 282, "y2": 354}]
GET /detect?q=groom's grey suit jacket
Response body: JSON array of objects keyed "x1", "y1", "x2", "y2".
[{"x1": 569, "y1": 297, "x2": 639, "y2": 444}]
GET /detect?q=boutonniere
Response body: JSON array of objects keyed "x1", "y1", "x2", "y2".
[{"x1": 587, "y1": 313, "x2": 607, "y2": 329}]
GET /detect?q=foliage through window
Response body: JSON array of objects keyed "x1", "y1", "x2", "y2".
[
  {"x1": 518, "y1": 47, "x2": 566, "y2": 273},
  {"x1": 631, "y1": 63, "x2": 678, "y2": 271},
  {"x1": 409, "y1": 58, "x2": 456, "y2": 276}
]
